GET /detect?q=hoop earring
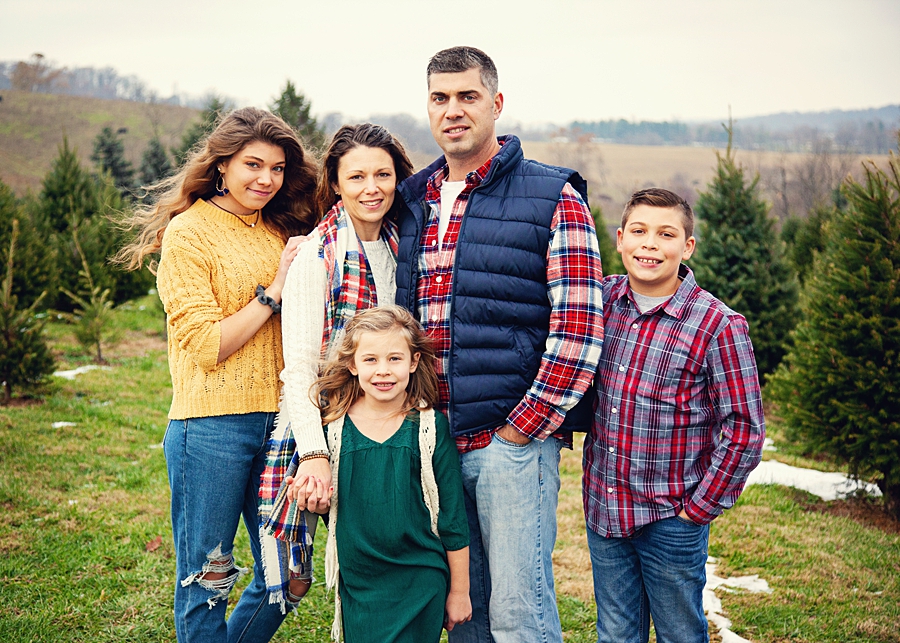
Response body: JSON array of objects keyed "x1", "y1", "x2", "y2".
[{"x1": 215, "y1": 173, "x2": 229, "y2": 197}]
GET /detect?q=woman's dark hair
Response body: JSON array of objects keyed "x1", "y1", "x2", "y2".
[{"x1": 314, "y1": 123, "x2": 414, "y2": 218}]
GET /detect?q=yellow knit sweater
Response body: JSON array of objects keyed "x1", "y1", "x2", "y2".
[{"x1": 156, "y1": 199, "x2": 285, "y2": 419}]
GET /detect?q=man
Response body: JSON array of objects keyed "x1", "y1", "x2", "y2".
[{"x1": 395, "y1": 46, "x2": 604, "y2": 643}]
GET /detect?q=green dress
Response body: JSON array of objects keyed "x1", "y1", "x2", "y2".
[{"x1": 335, "y1": 410, "x2": 468, "y2": 643}]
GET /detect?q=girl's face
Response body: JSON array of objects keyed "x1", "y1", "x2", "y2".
[
  {"x1": 333, "y1": 146, "x2": 397, "y2": 242},
  {"x1": 216, "y1": 141, "x2": 286, "y2": 215},
  {"x1": 348, "y1": 329, "x2": 420, "y2": 408}
]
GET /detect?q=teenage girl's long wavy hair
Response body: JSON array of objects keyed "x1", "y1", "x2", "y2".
[
  {"x1": 313, "y1": 123, "x2": 414, "y2": 219},
  {"x1": 117, "y1": 106, "x2": 318, "y2": 272},
  {"x1": 316, "y1": 306, "x2": 439, "y2": 425}
]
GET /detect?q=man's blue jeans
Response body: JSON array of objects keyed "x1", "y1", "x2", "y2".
[
  {"x1": 586, "y1": 517, "x2": 709, "y2": 643},
  {"x1": 164, "y1": 412, "x2": 288, "y2": 643},
  {"x1": 448, "y1": 433, "x2": 563, "y2": 643}
]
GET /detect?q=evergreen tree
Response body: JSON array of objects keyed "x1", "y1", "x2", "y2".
[
  {"x1": 0, "y1": 220, "x2": 55, "y2": 405},
  {"x1": 270, "y1": 80, "x2": 326, "y2": 151},
  {"x1": 60, "y1": 224, "x2": 122, "y2": 363},
  {"x1": 592, "y1": 206, "x2": 624, "y2": 276},
  {"x1": 139, "y1": 136, "x2": 173, "y2": 187},
  {"x1": 173, "y1": 96, "x2": 228, "y2": 166},
  {"x1": 40, "y1": 137, "x2": 98, "y2": 234},
  {"x1": 39, "y1": 144, "x2": 152, "y2": 309},
  {"x1": 768, "y1": 152, "x2": 900, "y2": 518},
  {"x1": 781, "y1": 204, "x2": 836, "y2": 284},
  {"x1": 0, "y1": 185, "x2": 58, "y2": 309},
  {"x1": 91, "y1": 126, "x2": 135, "y2": 197},
  {"x1": 690, "y1": 127, "x2": 798, "y2": 375}
]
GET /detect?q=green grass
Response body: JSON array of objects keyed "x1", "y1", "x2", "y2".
[{"x1": 0, "y1": 298, "x2": 897, "y2": 641}]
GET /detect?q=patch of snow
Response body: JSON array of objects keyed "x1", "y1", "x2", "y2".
[
  {"x1": 747, "y1": 460, "x2": 882, "y2": 501},
  {"x1": 762, "y1": 438, "x2": 777, "y2": 451},
  {"x1": 52, "y1": 365, "x2": 111, "y2": 380},
  {"x1": 704, "y1": 557, "x2": 771, "y2": 643},
  {"x1": 51, "y1": 421, "x2": 77, "y2": 428}
]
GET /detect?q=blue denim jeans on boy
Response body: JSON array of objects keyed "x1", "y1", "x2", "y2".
[
  {"x1": 448, "y1": 433, "x2": 563, "y2": 643},
  {"x1": 164, "y1": 412, "x2": 288, "y2": 643},
  {"x1": 586, "y1": 517, "x2": 710, "y2": 643}
]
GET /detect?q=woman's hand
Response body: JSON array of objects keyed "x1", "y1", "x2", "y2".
[
  {"x1": 285, "y1": 456, "x2": 333, "y2": 513},
  {"x1": 267, "y1": 235, "x2": 307, "y2": 302}
]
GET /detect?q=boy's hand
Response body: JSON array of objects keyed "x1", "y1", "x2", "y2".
[
  {"x1": 443, "y1": 590, "x2": 472, "y2": 631},
  {"x1": 677, "y1": 508, "x2": 697, "y2": 524}
]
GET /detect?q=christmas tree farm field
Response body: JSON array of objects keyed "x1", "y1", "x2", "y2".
[{"x1": 0, "y1": 298, "x2": 897, "y2": 642}]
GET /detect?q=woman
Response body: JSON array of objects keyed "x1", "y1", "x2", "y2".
[
  {"x1": 258, "y1": 123, "x2": 414, "y2": 613},
  {"x1": 118, "y1": 107, "x2": 318, "y2": 642}
]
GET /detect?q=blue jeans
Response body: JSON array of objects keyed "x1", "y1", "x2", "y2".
[
  {"x1": 586, "y1": 518, "x2": 710, "y2": 643},
  {"x1": 164, "y1": 412, "x2": 288, "y2": 643},
  {"x1": 448, "y1": 433, "x2": 563, "y2": 643}
]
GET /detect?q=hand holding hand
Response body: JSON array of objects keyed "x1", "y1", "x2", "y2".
[{"x1": 285, "y1": 456, "x2": 333, "y2": 513}]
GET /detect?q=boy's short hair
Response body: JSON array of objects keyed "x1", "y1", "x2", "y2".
[
  {"x1": 427, "y1": 46, "x2": 499, "y2": 97},
  {"x1": 622, "y1": 188, "x2": 694, "y2": 239}
]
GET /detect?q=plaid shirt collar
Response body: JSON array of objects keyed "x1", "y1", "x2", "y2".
[
  {"x1": 424, "y1": 139, "x2": 506, "y2": 203},
  {"x1": 609, "y1": 264, "x2": 696, "y2": 320}
]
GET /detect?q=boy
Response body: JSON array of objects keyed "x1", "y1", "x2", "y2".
[{"x1": 583, "y1": 188, "x2": 765, "y2": 643}]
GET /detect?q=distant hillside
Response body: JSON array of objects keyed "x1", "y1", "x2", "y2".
[
  {"x1": 0, "y1": 90, "x2": 197, "y2": 195},
  {"x1": 735, "y1": 105, "x2": 900, "y2": 131}
]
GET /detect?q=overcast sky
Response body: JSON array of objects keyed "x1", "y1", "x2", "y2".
[{"x1": 2, "y1": 0, "x2": 898, "y2": 126}]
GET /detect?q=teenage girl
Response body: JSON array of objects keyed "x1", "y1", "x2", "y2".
[
  {"x1": 291, "y1": 305, "x2": 471, "y2": 642},
  {"x1": 118, "y1": 107, "x2": 317, "y2": 642}
]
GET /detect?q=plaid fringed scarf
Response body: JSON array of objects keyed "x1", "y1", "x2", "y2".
[{"x1": 258, "y1": 202, "x2": 399, "y2": 614}]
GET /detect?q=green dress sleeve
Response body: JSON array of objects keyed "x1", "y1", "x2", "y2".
[{"x1": 432, "y1": 410, "x2": 469, "y2": 551}]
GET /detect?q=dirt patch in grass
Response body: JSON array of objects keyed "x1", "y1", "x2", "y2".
[
  {"x1": 802, "y1": 496, "x2": 900, "y2": 534},
  {"x1": 106, "y1": 331, "x2": 166, "y2": 360},
  {"x1": 1, "y1": 397, "x2": 45, "y2": 408}
]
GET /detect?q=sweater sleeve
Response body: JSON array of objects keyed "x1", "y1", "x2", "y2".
[
  {"x1": 433, "y1": 411, "x2": 469, "y2": 551},
  {"x1": 157, "y1": 232, "x2": 223, "y2": 373},
  {"x1": 280, "y1": 239, "x2": 329, "y2": 456}
]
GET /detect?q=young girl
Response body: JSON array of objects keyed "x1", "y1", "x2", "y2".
[{"x1": 291, "y1": 305, "x2": 471, "y2": 642}]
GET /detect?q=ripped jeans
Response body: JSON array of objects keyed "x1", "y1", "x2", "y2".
[{"x1": 164, "y1": 412, "x2": 288, "y2": 643}]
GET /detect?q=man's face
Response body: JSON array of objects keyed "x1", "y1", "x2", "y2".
[{"x1": 427, "y1": 67, "x2": 503, "y2": 168}]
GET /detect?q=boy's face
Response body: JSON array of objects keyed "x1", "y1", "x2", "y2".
[{"x1": 617, "y1": 204, "x2": 696, "y2": 297}]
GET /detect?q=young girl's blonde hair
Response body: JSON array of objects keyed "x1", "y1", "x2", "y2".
[
  {"x1": 316, "y1": 305, "x2": 439, "y2": 424},
  {"x1": 116, "y1": 107, "x2": 318, "y2": 273}
]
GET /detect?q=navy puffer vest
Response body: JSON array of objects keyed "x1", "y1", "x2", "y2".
[{"x1": 395, "y1": 136, "x2": 595, "y2": 437}]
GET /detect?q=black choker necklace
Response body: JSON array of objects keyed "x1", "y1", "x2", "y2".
[{"x1": 210, "y1": 198, "x2": 260, "y2": 228}]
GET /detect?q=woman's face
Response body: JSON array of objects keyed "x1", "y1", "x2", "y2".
[
  {"x1": 217, "y1": 141, "x2": 286, "y2": 215},
  {"x1": 333, "y1": 146, "x2": 397, "y2": 242}
]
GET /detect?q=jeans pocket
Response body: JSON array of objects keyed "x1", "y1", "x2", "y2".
[
  {"x1": 492, "y1": 432, "x2": 530, "y2": 448},
  {"x1": 674, "y1": 515, "x2": 700, "y2": 527}
]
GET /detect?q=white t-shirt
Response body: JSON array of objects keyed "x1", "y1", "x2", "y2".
[{"x1": 439, "y1": 180, "x2": 466, "y2": 246}]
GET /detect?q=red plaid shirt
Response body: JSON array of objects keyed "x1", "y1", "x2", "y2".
[
  {"x1": 416, "y1": 153, "x2": 604, "y2": 453},
  {"x1": 584, "y1": 268, "x2": 765, "y2": 537}
]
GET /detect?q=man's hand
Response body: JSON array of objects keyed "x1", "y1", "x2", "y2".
[{"x1": 496, "y1": 423, "x2": 531, "y2": 445}]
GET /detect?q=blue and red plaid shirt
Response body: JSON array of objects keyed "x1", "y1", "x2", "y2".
[
  {"x1": 584, "y1": 267, "x2": 765, "y2": 537},
  {"x1": 416, "y1": 153, "x2": 604, "y2": 453}
]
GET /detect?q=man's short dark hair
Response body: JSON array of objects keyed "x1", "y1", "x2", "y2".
[
  {"x1": 427, "y1": 46, "x2": 498, "y2": 96},
  {"x1": 622, "y1": 188, "x2": 694, "y2": 238}
]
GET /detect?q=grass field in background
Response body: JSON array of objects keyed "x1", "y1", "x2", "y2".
[{"x1": 0, "y1": 296, "x2": 897, "y2": 642}]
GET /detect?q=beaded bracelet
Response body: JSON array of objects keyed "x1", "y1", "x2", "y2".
[
  {"x1": 255, "y1": 285, "x2": 281, "y2": 314},
  {"x1": 298, "y1": 451, "x2": 329, "y2": 464}
]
